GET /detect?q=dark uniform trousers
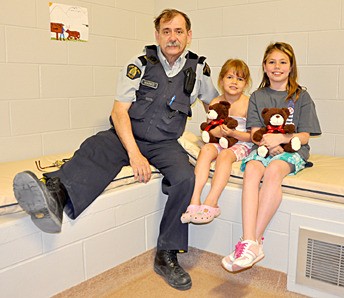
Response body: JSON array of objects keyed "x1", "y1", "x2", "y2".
[{"x1": 45, "y1": 127, "x2": 195, "y2": 251}]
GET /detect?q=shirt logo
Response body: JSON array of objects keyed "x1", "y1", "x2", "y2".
[
  {"x1": 141, "y1": 79, "x2": 158, "y2": 89},
  {"x1": 126, "y1": 64, "x2": 141, "y2": 80}
]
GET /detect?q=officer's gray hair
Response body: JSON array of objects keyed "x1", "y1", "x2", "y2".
[{"x1": 154, "y1": 9, "x2": 191, "y2": 32}]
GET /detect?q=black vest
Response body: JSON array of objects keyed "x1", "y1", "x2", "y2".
[{"x1": 128, "y1": 45, "x2": 203, "y2": 142}]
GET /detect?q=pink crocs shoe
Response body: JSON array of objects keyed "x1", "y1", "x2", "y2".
[{"x1": 180, "y1": 204, "x2": 201, "y2": 224}]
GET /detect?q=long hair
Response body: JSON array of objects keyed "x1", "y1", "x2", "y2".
[
  {"x1": 259, "y1": 42, "x2": 303, "y2": 101},
  {"x1": 154, "y1": 9, "x2": 191, "y2": 32},
  {"x1": 218, "y1": 59, "x2": 252, "y2": 94}
]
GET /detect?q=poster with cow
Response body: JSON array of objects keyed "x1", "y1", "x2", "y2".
[{"x1": 49, "y1": 2, "x2": 89, "y2": 42}]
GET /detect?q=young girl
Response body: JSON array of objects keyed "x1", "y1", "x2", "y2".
[
  {"x1": 222, "y1": 42, "x2": 321, "y2": 272},
  {"x1": 181, "y1": 59, "x2": 253, "y2": 224}
]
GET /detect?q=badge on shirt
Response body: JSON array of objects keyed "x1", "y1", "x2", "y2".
[
  {"x1": 126, "y1": 64, "x2": 141, "y2": 80},
  {"x1": 141, "y1": 79, "x2": 159, "y2": 89},
  {"x1": 203, "y1": 62, "x2": 211, "y2": 77}
]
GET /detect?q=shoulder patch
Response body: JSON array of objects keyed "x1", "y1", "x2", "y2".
[
  {"x1": 203, "y1": 62, "x2": 211, "y2": 77},
  {"x1": 126, "y1": 64, "x2": 141, "y2": 80}
]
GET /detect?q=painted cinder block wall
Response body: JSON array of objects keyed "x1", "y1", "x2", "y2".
[{"x1": 1, "y1": 0, "x2": 344, "y2": 163}]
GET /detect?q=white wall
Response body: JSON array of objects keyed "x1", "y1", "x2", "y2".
[
  {"x1": 1, "y1": 0, "x2": 344, "y2": 162},
  {"x1": 0, "y1": 0, "x2": 155, "y2": 162}
]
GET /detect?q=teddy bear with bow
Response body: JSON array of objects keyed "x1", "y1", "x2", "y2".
[
  {"x1": 253, "y1": 107, "x2": 301, "y2": 158},
  {"x1": 200, "y1": 101, "x2": 239, "y2": 149}
]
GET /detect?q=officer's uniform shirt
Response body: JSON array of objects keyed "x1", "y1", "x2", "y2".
[{"x1": 115, "y1": 46, "x2": 218, "y2": 105}]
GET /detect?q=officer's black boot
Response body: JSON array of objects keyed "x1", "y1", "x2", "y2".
[
  {"x1": 13, "y1": 171, "x2": 67, "y2": 233},
  {"x1": 154, "y1": 250, "x2": 192, "y2": 290}
]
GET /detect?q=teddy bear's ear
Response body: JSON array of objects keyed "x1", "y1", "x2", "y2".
[
  {"x1": 219, "y1": 101, "x2": 230, "y2": 107},
  {"x1": 261, "y1": 108, "x2": 269, "y2": 116}
]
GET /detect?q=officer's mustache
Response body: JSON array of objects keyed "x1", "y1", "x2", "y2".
[{"x1": 166, "y1": 41, "x2": 180, "y2": 47}]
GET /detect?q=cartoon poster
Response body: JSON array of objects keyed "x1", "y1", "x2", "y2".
[{"x1": 49, "y1": 2, "x2": 89, "y2": 42}]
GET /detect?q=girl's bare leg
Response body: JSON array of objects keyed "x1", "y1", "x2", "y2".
[{"x1": 203, "y1": 149, "x2": 236, "y2": 207}]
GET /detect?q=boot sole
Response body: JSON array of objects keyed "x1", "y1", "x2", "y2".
[
  {"x1": 154, "y1": 264, "x2": 192, "y2": 291},
  {"x1": 13, "y1": 171, "x2": 62, "y2": 233}
]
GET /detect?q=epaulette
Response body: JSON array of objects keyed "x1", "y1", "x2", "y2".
[
  {"x1": 138, "y1": 55, "x2": 147, "y2": 66},
  {"x1": 187, "y1": 51, "x2": 198, "y2": 60},
  {"x1": 198, "y1": 56, "x2": 206, "y2": 64}
]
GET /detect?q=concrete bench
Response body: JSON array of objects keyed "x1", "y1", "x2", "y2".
[{"x1": 1, "y1": 131, "x2": 343, "y2": 297}]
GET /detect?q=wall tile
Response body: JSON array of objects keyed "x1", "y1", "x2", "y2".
[
  {"x1": 0, "y1": 0, "x2": 36, "y2": 27},
  {"x1": 0, "y1": 64, "x2": 39, "y2": 100},
  {"x1": 0, "y1": 102, "x2": 10, "y2": 137},
  {"x1": 309, "y1": 134, "x2": 335, "y2": 156},
  {"x1": 309, "y1": 31, "x2": 344, "y2": 65},
  {"x1": 298, "y1": 66, "x2": 338, "y2": 100},
  {"x1": 116, "y1": 0, "x2": 154, "y2": 14},
  {"x1": 0, "y1": 233, "x2": 42, "y2": 270},
  {"x1": 84, "y1": 219, "x2": 146, "y2": 279},
  {"x1": 198, "y1": 0, "x2": 245, "y2": 9},
  {"x1": 136, "y1": 13, "x2": 156, "y2": 41},
  {"x1": 334, "y1": 135, "x2": 344, "y2": 156},
  {"x1": 42, "y1": 208, "x2": 116, "y2": 252},
  {"x1": 248, "y1": 33, "x2": 308, "y2": 66},
  {"x1": 222, "y1": 3, "x2": 278, "y2": 35},
  {"x1": 0, "y1": 135, "x2": 42, "y2": 162},
  {"x1": 70, "y1": 96, "x2": 113, "y2": 128},
  {"x1": 198, "y1": 37, "x2": 248, "y2": 67},
  {"x1": 276, "y1": 0, "x2": 341, "y2": 33},
  {"x1": 11, "y1": 99, "x2": 69, "y2": 135},
  {"x1": 94, "y1": 66, "x2": 118, "y2": 96},
  {"x1": 42, "y1": 128, "x2": 94, "y2": 156},
  {"x1": 6, "y1": 27, "x2": 68, "y2": 64},
  {"x1": 0, "y1": 243, "x2": 85, "y2": 297},
  {"x1": 68, "y1": 35, "x2": 116, "y2": 66},
  {"x1": 92, "y1": 5, "x2": 136, "y2": 39},
  {"x1": 116, "y1": 39, "x2": 147, "y2": 66},
  {"x1": 189, "y1": 9, "x2": 223, "y2": 39},
  {"x1": 315, "y1": 100, "x2": 344, "y2": 135},
  {"x1": 40, "y1": 65, "x2": 93, "y2": 98},
  {"x1": 154, "y1": 1, "x2": 197, "y2": 14},
  {"x1": 338, "y1": 66, "x2": 344, "y2": 99},
  {"x1": 0, "y1": 26, "x2": 5, "y2": 62}
]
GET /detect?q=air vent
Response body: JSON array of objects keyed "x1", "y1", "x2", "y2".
[{"x1": 296, "y1": 228, "x2": 344, "y2": 297}]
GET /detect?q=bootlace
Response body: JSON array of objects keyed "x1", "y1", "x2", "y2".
[{"x1": 163, "y1": 250, "x2": 179, "y2": 266}]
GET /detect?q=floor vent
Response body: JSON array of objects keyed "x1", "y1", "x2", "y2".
[{"x1": 296, "y1": 228, "x2": 344, "y2": 297}]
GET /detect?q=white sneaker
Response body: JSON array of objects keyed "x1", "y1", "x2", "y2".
[
  {"x1": 230, "y1": 240, "x2": 264, "y2": 272},
  {"x1": 221, "y1": 239, "x2": 243, "y2": 271}
]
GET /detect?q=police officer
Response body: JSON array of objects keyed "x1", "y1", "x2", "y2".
[{"x1": 13, "y1": 9, "x2": 218, "y2": 291}]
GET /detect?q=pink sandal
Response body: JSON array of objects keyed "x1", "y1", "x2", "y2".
[
  {"x1": 191, "y1": 204, "x2": 221, "y2": 224},
  {"x1": 180, "y1": 205, "x2": 201, "y2": 223}
]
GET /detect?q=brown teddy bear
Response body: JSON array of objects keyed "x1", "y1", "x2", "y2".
[
  {"x1": 253, "y1": 107, "x2": 301, "y2": 158},
  {"x1": 200, "y1": 101, "x2": 239, "y2": 149}
]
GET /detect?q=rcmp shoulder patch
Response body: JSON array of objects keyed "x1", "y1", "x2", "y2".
[
  {"x1": 126, "y1": 64, "x2": 141, "y2": 80},
  {"x1": 203, "y1": 62, "x2": 211, "y2": 77}
]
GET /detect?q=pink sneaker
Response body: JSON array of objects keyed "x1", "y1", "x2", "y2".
[
  {"x1": 180, "y1": 204, "x2": 200, "y2": 223},
  {"x1": 230, "y1": 240, "x2": 264, "y2": 272}
]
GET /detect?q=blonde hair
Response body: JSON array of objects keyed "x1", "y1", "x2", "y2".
[
  {"x1": 218, "y1": 59, "x2": 252, "y2": 94},
  {"x1": 259, "y1": 42, "x2": 304, "y2": 101}
]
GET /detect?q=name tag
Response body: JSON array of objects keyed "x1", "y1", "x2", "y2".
[{"x1": 141, "y1": 79, "x2": 158, "y2": 89}]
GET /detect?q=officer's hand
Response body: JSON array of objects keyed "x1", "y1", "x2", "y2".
[{"x1": 129, "y1": 154, "x2": 152, "y2": 183}]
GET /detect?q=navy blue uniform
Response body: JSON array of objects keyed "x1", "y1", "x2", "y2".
[{"x1": 45, "y1": 45, "x2": 218, "y2": 251}]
